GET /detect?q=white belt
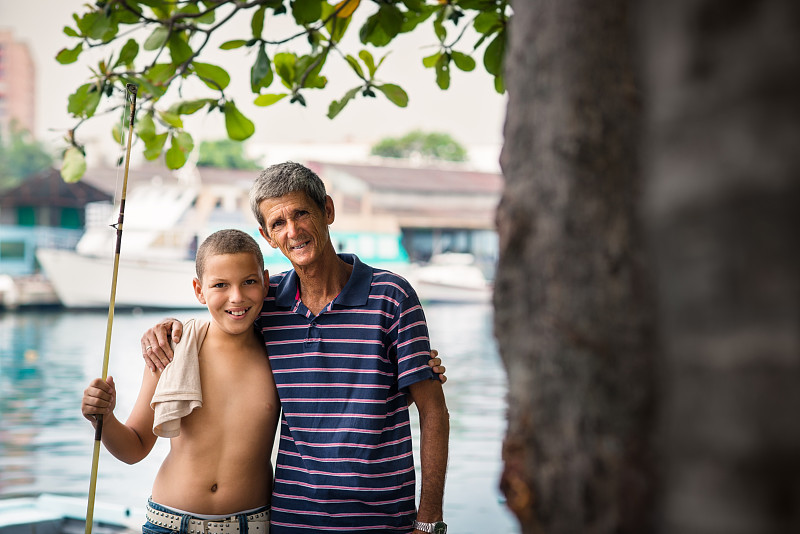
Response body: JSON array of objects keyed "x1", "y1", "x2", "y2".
[{"x1": 145, "y1": 504, "x2": 269, "y2": 534}]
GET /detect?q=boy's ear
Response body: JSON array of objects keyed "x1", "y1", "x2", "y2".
[
  {"x1": 192, "y1": 278, "x2": 206, "y2": 305},
  {"x1": 262, "y1": 269, "x2": 270, "y2": 295},
  {"x1": 258, "y1": 226, "x2": 278, "y2": 249}
]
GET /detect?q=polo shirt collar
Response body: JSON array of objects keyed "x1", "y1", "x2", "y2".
[{"x1": 273, "y1": 254, "x2": 371, "y2": 309}]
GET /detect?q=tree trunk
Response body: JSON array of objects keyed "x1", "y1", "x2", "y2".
[
  {"x1": 642, "y1": 1, "x2": 800, "y2": 532},
  {"x1": 496, "y1": 1, "x2": 655, "y2": 532}
]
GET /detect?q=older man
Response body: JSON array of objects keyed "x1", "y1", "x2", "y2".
[{"x1": 143, "y1": 162, "x2": 449, "y2": 534}]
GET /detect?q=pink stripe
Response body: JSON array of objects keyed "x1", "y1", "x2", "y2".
[
  {"x1": 272, "y1": 368, "x2": 393, "y2": 376},
  {"x1": 280, "y1": 435, "x2": 411, "y2": 449},
  {"x1": 278, "y1": 464, "x2": 415, "y2": 478},
  {"x1": 271, "y1": 491, "x2": 413, "y2": 505},
  {"x1": 397, "y1": 336, "x2": 429, "y2": 348},
  {"x1": 273, "y1": 478, "x2": 415, "y2": 492},
  {"x1": 398, "y1": 365, "x2": 429, "y2": 379},
  {"x1": 370, "y1": 281, "x2": 409, "y2": 298},
  {"x1": 279, "y1": 450, "x2": 413, "y2": 464},
  {"x1": 284, "y1": 421, "x2": 409, "y2": 434},
  {"x1": 368, "y1": 294, "x2": 400, "y2": 306},
  {"x1": 398, "y1": 320, "x2": 426, "y2": 333},
  {"x1": 283, "y1": 407, "x2": 406, "y2": 419}
]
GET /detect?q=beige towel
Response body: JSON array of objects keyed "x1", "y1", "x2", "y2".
[{"x1": 151, "y1": 318, "x2": 209, "y2": 438}]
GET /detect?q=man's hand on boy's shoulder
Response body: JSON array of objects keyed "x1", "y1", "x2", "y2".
[{"x1": 141, "y1": 318, "x2": 184, "y2": 372}]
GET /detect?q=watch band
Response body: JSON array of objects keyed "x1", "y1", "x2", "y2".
[{"x1": 413, "y1": 520, "x2": 447, "y2": 533}]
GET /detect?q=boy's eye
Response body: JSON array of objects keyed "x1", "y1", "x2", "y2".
[
  {"x1": 243, "y1": 279, "x2": 257, "y2": 285},
  {"x1": 212, "y1": 282, "x2": 226, "y2": 288}
]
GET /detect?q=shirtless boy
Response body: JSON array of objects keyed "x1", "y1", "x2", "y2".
[{"x1": 81, "y1": 229, "x2": 278, "y2": 532}]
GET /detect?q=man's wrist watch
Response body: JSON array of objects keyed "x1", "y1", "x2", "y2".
[{"x1": 413, "y1": 520, "x2": 447, "y2": 534}]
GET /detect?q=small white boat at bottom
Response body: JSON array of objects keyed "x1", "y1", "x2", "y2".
[
  {"x1": 406, "y1": 253, "x2": 493, "y2": 304},
  {"x1": 0, "y1": 494, "x2": 141, "y2": 534}
]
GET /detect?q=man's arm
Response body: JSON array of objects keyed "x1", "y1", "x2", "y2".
[
  {"x1": 407, "y1": 377, "x2": 450, "y2": 528},
  {"x1": 140, "y1": 318, "x2": 184, "y2": 371}
]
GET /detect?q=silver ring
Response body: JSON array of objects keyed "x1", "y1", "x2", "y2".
[{"x1": 145, "y1": 346, "x2": 152, "y2": 351}]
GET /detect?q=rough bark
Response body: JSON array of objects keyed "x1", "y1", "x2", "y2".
[
  {"x1": 642, "y1": 1, "x2": 800, "y2": 532},
  {"x1": 496, "y1": 1, "x2": 655, "y2": 532}
]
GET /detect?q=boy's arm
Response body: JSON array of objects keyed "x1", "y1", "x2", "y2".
[{"x1": 82, "y1": 366, "x2": 160, "y2": 464}]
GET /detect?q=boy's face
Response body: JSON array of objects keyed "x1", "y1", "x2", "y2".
[
  {"x1": 257, "y1": 190, "x2": 335, "y2": 269},
  {"x1": 193, "y1": 252, "x2": 267, "y2": 336}
]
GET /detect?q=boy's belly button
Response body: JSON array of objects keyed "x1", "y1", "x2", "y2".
[{"x1": 211, "y1": 483, "x2": 218, "y2": 492}]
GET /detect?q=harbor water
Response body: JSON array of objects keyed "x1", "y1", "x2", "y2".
[{"x1": 0, "y1": 303, "x2": 518, "y2": 533}]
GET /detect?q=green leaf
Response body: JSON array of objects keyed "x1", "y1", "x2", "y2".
[
  {"x1": 344, "y1": 54, "x2": 365, "y2": 79},
  {"x1": 254, "y1": 93, "x2": 289, "y2": 107},
  {"x1": 494, "y1": 74, "x2": 505, "y2": 94},
  {"x1": 327, "y1": 86, "x2": 360, "y2": 119},
  {"x1": 114, "y1": 39, "x2": 139, "y2": 68},
  {"x1": 224, "y1": 102, "x2": 255, "y2": 141},
  {"x1": 483, "y1": 30, "x2": 505, "y2": 76},
  {"x1": 220, "y1": 39, "x2": 248, "y2": 50},
  {"x1": 433, "y1": 9, "x2": 447, "y2": 42},
  {"x1": 143, "y1": 132, "x2": 168, "y2": 160},
  {"x1": 451, "y1": 50, "x2": 476, "y2": 72},
  {"x1": 165, "y1": 142, "x2": 188, "y2": 169},
  {"x1": 358, "y1": 50, "x2": 377, "y2": 77},
  {"x1": 292, "y1": 0, "x2": 322, "y2": 25},
  {"x1": 157, "y1": 110, "x2": 183, "y2": 129},
  {"x1": 422, "y1": 52, "x2": 441, "y2": 69},
  {"x1": 474, "y1": 12, "x2": 501, "y2": 34},
  {"x1": 252, "y1": 6, "x2": 266, "y2": 38},
  {"x1": 144, "y1": 26, "x2": 169, "y2": 51},
  {"x1": 435, "y1": 54, "x2": 451, "y2": 90},
  {"x1": 168, "y1": 33, "x2": 193, "y2": 64},
  {"x1": 61, "y1": 147, "x2": 87, "y2": 183},
  {"x1": 76, "y1": 11, "x2": 112, "y2": 41},
  {"x1": 145, "y1": 63, "x2": 177, "y2": 84},
  {"x1": 174, "y1": 131, "x2": 194, "y2": 153},
  {"x1": 135, "y1": 112, "x2": 156, "y2": 141},
  {"x1": 169, "y1": 99, "x2": 214, "y2": 116},
  {"x1": 112, "y1": 122, "x2": 124, "y2": 145},
  {"x1": 251, "y1": 44, "x2": 274, "y2": 92},
  {"x1": 63, "y1": 26, "x2": 79, "y2": 38},
  {"x1": 67, "y1": 83, "x2": 101, "y2": 118},
  {"x1": 376, "y1": 83, "x2": 408, "y2": 107},
  {"x1": 193, "y1": 62, "x2": 231, "y2": 90},
  {"x1": 56, "y1": 43, "x2": 83, "y2": 65},
  {"x1": 273, "y1": 53, "x2": 297, "y2": 86},
  {"x1": 323, "y1": 1, "x2": 352, "y2": 43},
  {"x1": 377, "y1": 4, "x2": 403, "y2": 40},
  {"x1": 359, "y1": 14, "x2": 392, "y2": 47}
]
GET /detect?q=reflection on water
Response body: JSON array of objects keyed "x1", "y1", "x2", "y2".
[{"x1": 0, "y1": 305, "x2": 518, "y2": 533}]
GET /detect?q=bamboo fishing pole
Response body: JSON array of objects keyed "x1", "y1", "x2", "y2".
[{"x1": 85, "y1": 83, "x2": 138, "y2": 534}]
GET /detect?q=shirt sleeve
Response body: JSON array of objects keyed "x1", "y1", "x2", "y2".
[{"x1": 393, "y1": 288, "x2": 436, "y2": 391}]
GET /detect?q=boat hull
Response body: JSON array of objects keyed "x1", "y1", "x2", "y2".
[{"x1": 36, "y1": 249, "x2": 202, "y2": 309}]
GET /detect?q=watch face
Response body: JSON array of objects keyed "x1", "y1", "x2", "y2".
[{"x1": 433, "y1": 522, "x2": 447, "y2": 534}]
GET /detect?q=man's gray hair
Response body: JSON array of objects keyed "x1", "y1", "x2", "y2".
[{"x1": 249, "y1": 162, "x2": 327, "y2": 231}]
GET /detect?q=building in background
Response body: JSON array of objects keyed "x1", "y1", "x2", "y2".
[{"x1": 0, "y1": 30, "x2": 35, "y2": 137}]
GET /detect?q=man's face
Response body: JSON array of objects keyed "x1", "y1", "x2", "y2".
[
  {"x1": 257, "y1": 191, "x2": 335, "y2": 268},
  {"x1": 193, "y1": 252, "x2": 267, "y2": 337}
]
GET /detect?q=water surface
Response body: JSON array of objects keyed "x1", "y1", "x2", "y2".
[{"x1": 0, "y1": 304, "x2": 518, "y2": 533}]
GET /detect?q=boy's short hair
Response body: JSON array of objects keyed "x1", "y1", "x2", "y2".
[
  {"x1": 195, "y1": 229, "x2": 264, "y2": 281},
  {"x1": 249, "y1": 162, "x2": 327, "y2": 232}
]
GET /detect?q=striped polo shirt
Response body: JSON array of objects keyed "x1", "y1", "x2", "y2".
[{"x1": 256, "y1": 254, "x2": 435, "y2": 533}]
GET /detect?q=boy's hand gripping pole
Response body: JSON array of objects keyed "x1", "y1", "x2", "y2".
[{"x1": 85, "y1": 83, "x2": 138, "y2": 534}]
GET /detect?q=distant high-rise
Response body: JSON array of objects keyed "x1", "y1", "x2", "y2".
[{"x1": 0, "y1": 30, "x2": 36, "y2": 138}]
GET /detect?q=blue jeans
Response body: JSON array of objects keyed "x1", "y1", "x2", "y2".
[{"x1": 142, "y1": 499, "x2": 269, "y2": 534}]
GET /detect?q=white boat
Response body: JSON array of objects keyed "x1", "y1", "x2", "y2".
[
  {"x1": 36, "y1": 173, "x2": 413, "y2": 310},
  {"x1": 406, "y1": 253, "x2": 493, "y2": 303},
  {"x1": 36, "y1": 173, "x2": 252, "y2": 309},
  {"x1": 0, "y1": 494, "x2": 141, "y2": 534}
]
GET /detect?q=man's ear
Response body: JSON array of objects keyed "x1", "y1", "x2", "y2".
[
  {"x1": 325, "y1": 195, "x2": 335, "y2": 225},
  {"x1": 258, "y1": 226, "x2": 278, "y2": 249},
  {"x1": 192, "y1": 278, "x2": 206, "y2": 304}
]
